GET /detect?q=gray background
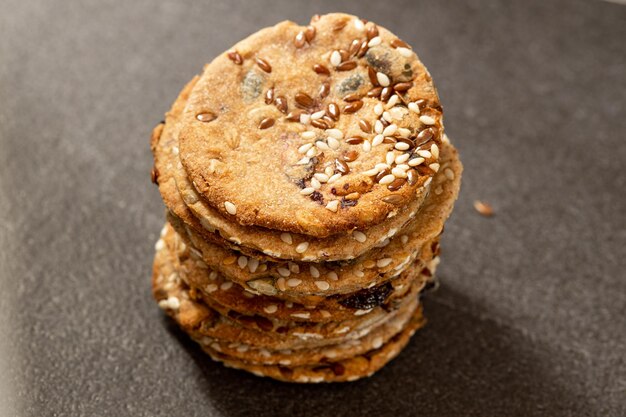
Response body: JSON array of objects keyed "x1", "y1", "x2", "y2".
[{"x1": 0, "y1": 0, "x2": 624, "y2": 416}]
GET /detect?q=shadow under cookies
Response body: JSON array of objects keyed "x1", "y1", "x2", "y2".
[{"x1": 164, "y1": 285, "x2": 592, "y2": 417}]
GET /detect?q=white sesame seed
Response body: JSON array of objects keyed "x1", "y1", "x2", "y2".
[
  {"x1": 298, "y1": 143, "x2": 312, "y2": 154},
  {"x1": 306, "y1": 147, "x2": 317, "y2": 158},
  {"x1": 326, "y1": 128, "x2": 343, "y2": 139},
  {"x1": 287, "y1": 278, "x2": 302, "y2": 287},
  {"x1": 311, "y1": 110, "x2": 325, "y2": 119},
  {"x1": 353, "y1": 231, "x2": 367, "y2": 243},
  {"x1": 171, "y1": 146, "x2": 179, "y2": 156},
  {"x1": 397, "y1": 47, "x2": 412, "y2": 57},
  {"x1": 295, "y1": 242, "x2": 309, "y2": 253},
  {"x1": 376, "y1": 72, "x2": 390, "y2": 87},
  {"x1": 297, "y1": 157, "x2": 310, "y2": 165},
  {"x1": 327, "y1": 271, "x2": 339, "y2": 281},
  {"x1": 392, "y1": 167, "x2": 408, "y2": 178},
  {"x1": 248, "y1": 258, "x2": 259, "y2": 273},
  {"x1": 301, "y1": 131, "x2": 316, "y2": 141},
  {"x1": 316, "y1": 140, "x2": 330, "y2": 150},
  {"x1": 374, "y1": 119, "x2": 384, "y2": 134},
  {"x1": 224, "y1": 201, "x2": 237, "y2": 215},
  {"x1": 372, "y1": 336, "x2": 384, "y2": 349},
  {"x1": 417, "y1": 150, "x2": 432, "y2": 158},
  {"x1": 382, "y1": 111, "x2": 393, "y2": 123},
  {"x1": 382, "y1": 124, "x2": 397, "y2": 136},
  {"x1": 300, "y1": 113, "x2": 310, "y2": 124},
  {"x1": 154, "y1": 239, "x2": 165, "y2": 251},
  {"x1": 386, "y1": 151, "x2": 396, "y2": 165},
  {"x1": 395, "y1": 154, "x2": 410, "y2": 164},
  {"x1": 311, "y1": 177, "x2": 321, "y2": 189},
  {"x1": 420, "y1": 115, "x2": 436, "y2": 125},
  {"x1": 395, "y1": 142, "x2": 410, "y2": 151},
  {"x1": 379, "y1": 174, "x2": 395, "y2": 185},
  {"x1": 167, "y1": 296, "x2": 180, "y2": 310},
  {"x1": 434, "y1": 185, "x2": 443, "y2": 195},
  {"x1": 424, "y1": 177, "x2": 433, "y2": 188},
  {"x1": 277, "y1": 267, "x2": 291, "y2": 277},
  {"x1": 409, "y1": 157, "x2": 425, "y2": 167},
  {"x1": 429, "y1": 163, "x2": 440, "y2": 172},
  {"x1": 288, "y1": 262, "x2": 300, "y2": 273},
  {"x1": 209, "y1": 271, "x2": 218, "y2": 280},
  {"x1": 324, "y1": 166, "x2": 334, "y2": 176},
  {"x1": 276, "y1": 277, "x2": 286, "y2": 291},
  {"x1": 314, "y1": 280, "x2": 330, "y2": 291},
  {"x1": 401, "y1": 235, "x2": 409, "y2": 244},
  {"x1": 363, "y1": 168, "x2": 379, "y2": 176},
  {"x1": 237, "y1": 256, "x2": 248, "y2": 269},
  {"x1": 396, "y1": 164, "x2": 409, "y2": 170},
  {"x1": 354, "y1": 269, "x2": 365, "y2": 277},
  {"x1": 386, "y1": 95, "x2": 399, "y2": 108},
  {"x1": 220, "y1": 281, "x2": 233, "y2": 291},
  {"x1": 309, "y1": 265, "x2": 320, "y2": 278},
  {"x1": 354, "y1": 19, "x2": 365, "y2": 30},
  {"x1": 431, "y1": 143, "x2": 440, "y2": 159},
  {"x1": 390, "y1": 107, "x2": 404, "y2": 120},
  {"x1": 330, "y1": 50, "x2": 342, "y2": 67},
  {"x1": 236, "y1": 344, "x2": 249, "y2": 353},
  {"x1": 372, "y1": 134, "x2": 384, "y2": 147},
  {"x1": 327, "y1": 173, "x2": 342, "y2": 184},
  {"x1": 314, "y1": 173, "x2": 329, "y2": 183},
  {"x1": 398, "y1": 127, "x2": 411, "y2": 137},
  {"x1": 374, "y1": 103, "x2": 384, "y2": 116},
  {"x1": 377, "y1": 258, "x2": 393, "y2": 268},
  {"x1": 362, "y1": 140, "x2": 372, "y2": 152},
  {"x1": 408, "y1": 102, "x2": 420, "y2": 113},
  {"x1": 291, "y1": 312, "x2": 310, "y2": 319},
  {"x1": 367, "y1": 36, "x2": 382, "y2": 47},
  {"x1": 264, "y1": 304, "x2": 278, "y2": 314},
  {"x1": 375, "y1": 163, "x2": 390, "y2": 171},
  {"x1": 205, "y1": 283, "x2": 218, "y2": 293},
  {"x1": 325, "y1": 200, "x2": 339, "y2": 212},
  {"x1": 281, "y1": 233, "x2": 293, "y2": 244},
  {"x1": 444, "y1": 168, "x2": 455, "y2": 180},
  {"x1": 300, "y1": 187, "x2": 315, "y2": 195},
  {"x1": 327, "y1": 137, "x2": 340, "y2": 150}
]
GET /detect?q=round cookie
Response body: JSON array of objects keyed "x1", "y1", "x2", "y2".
[{"x1": 178, "y1": 13, "x2": 444, "y2": 237}]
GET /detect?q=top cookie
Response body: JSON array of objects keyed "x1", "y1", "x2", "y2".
[{"x1": 178, "y1": 13, "x2": 443, "y2": 238}]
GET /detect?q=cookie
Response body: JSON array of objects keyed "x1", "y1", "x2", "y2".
[{"x1": 177, "y1": 13, "x2": 443, "y2": 237}]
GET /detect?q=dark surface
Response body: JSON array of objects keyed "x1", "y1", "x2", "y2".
[{"x1": 0, "y1": 0, "x2": 624, "y2": 415}]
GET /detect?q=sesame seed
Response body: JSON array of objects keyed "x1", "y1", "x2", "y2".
[
  {"x1": 237, "y1": 256, "x2": 248, "y2": 269},
  {"x1": 227, "y1": 50, "x2": 243, "y2": 64},
  {"x1": 300, "y1": 187, "x2": 315, "y2": 195},
  {"x1": 429, "y1": 163, "x2": 440, "y2": 172},
  {"x1": 395, "y1": 154, "x2": 410, "y2": 164},
  {"x1": 314, "y1": 172, "x2": 329, "y2": 182},
  {"x1": 287, "y1": 278, "x2": 302, "y2": 287},
  {"x1": 362, "y1": 168, "x2": 379, "y2": 176},
  {"x1": 154, "y1": 239, "x2": 165, "y2": 251},
  {"x1": 474, "y1": 200, "x2": 494, "y2": 216},
  {"x1": 382, "y1": 111, "x2": 393, "y2": 123},
  {"x1": 171, "y1": 146, "x2": 179, "y2": 156},
  {"x1": 330, "y1": 50, "x2": 342, "y2": 67},
  {"x1": 377, "y1": 258, "x2": 393, "y2": 268},
  {"x1": 316, "y1": 140, "x2": 330, "y2": 150},
  {"x1": 327, "y1": 271, "x2": 339, "y2": 281},
  {"x1": 291, "y1": 312, "x2": 310, "y2": 319},
  {"x1": 408, "y1": 102, "x2": 420, "y2": 113},
  {"x1": 298, "y1": 142, "x2": 313, "y2": 153},
  {"x1": 327, "y1": 137, "x2": 340, "y2": 150},
  {"x1": 220, "y1": 281, "x2": 233, "y2": 291},
  {"x1": 264, "y1": 304, "x2": 278, "y2": 314},
  {"x1": 401, "y1": 235, "x2": 409, "y2": 244},
  {"x1": 354, "y1": 18, "x2": 365, "y2": 30},
  {"x1": 409, "y1": 157, "x2": 425, "y2": 166},
  {"x1": 367, "y1": 36, "x2": 382, "y2": 47},
  {"x1": 289, "y1": 262, "x2": 300, "y2": 273},
  {"x1": 248, "y1": 258, "x2": 259, "y2": 273},
  {"x1": 390, "y1": 107, "x2": 404, "y2": 120},
  {"x1": 224, "y1": 201, "x2": 237, "y2": 215},
  {"x1": 397, "y1": 47, "x2": 412, "y2": 57},
  {"x1": 315, "y1": 280, "x2": 330, "y2": 290},
  {"x1": 327, "y1": 173, "x2": 342, "y2": 184},
  {"x1": 379, "y1": 174, "x2": 395, "y2": 185},
  {"x1": 166, "y1": 296, "x2": 180, "y2": 310},
  {"x1": 325, "y1": 200, "x2": 339, "y2": 212},
  {"x1": 277, "y1": 267, "x2": 291, "y2": 277},
  {"x1": 382, "y1": 124, "x2": 397, "y2": 136},
  {"x1": 310, "y1": 265, "x2": 320, "y2": 278},
  {"x1": 311, "y1": 177, "x2": 321, "y2": 189},
  {"x1": 295, "y1": 242, "x2": 309, "y2": 253},
  {"x1": 376, "y1": 72, "x2": 390, "y2": 87},
  {"x1": 353, "y1": 231, "x2": 367, "y2": 242},
  {"x1": 209, "y1": 271, "x2": 218, "y2": 280},
  {"x1": 306, "y1": 147, "x2": 317, "y2": 158},
  {"x1": 205, "y1": 283, "x2": 218, "y2": 293},
  {"x1": 362, "y1": 140, "x2": 372, "y2": 152},
  {"x1": 417, "y1": 150, "x2": 432, "y2": 158},
  {"x1": 444, "y1": 168, "x2": 455, "y2": 180},
  {"x1": 395, "y1": 142, "x2": 410, "y2": 151},
  {"x1": 297, "y1": 157, "x2": 310, "y2": 165},
  {"x1": 392, "y1": 167, "x2": 408, "y2": 178},
  {"x1": 255, "y1": 57, "x2": 272, "y2": 73},
  {"x1": 372, "y1": 134, "x2": 384, "y2": 147},
  {"x1": 376, "y1": 163, "x2": 391, "y2": 171},
  {"x1": 374, "y1": 119, "x2": 384, "y2": 133},
  {"x1": 431, "y1": 143, "x2": 440, "y2": 159},
  {"x1": 294, "y1": 31, "x2": 306, "y2": 48},
  {"x1": 326, "y1": 128, "x2": 343, "y2": 139},
  {"x1": 223, "y1": 255, "x2": 237, "y2": 265},
  {"x1": 424, "y1": 177, "x2": 433, "y2": 188},
  {"x1": 374, "y1": 103, "x2": 384, "y2": 116},
  {"x1": 300, "y1": 113, "x2": 310, "y2": 124},
  {"x1": 420, "y1": 115, "x2": 436, "y2": 125},
  {"x1": 434, "y1": 185, "x2": 443, "y2": 195},
  {"x1": 385, "y1": 151, "x2": 395, "y2": 165},
  {"x1": 311, "y1": 110, "x2": 325, "y2": 119},
  {"x1": 386, "y1": 95, "x2": 399, "y2": 108},
  {"x1": 396, "y1": 164, "x2": 409, "y2": 170},
  {"x1": 372, "y1": 336, "x2": 384, "y2": 349}
]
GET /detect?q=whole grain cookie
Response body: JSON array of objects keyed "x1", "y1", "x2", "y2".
[{"x1": 178, "y1": 13, "x2": 443, "y2": 238}]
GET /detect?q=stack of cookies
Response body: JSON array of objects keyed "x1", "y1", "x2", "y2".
[{"x1": 150, "y1": 13, "x2": 461, "y2": 383}]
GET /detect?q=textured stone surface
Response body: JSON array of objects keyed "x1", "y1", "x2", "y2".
[{"x1": 0, "y1": 0, "x2": 624, "y2": 416}]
